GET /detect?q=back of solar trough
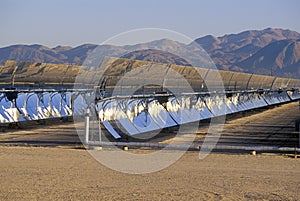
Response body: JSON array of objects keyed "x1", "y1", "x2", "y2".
[{"x1": 0, "y1": 58, "x2": 299, "y2": 141}]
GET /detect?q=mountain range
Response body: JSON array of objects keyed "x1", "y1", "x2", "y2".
[{"x1": 0, "y1": 28, "x2": 299, "y2": 78}]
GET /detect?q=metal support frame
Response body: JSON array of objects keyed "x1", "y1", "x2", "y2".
[{"x1": 85, "y1": 107, "x2": 90, "y2": 144}]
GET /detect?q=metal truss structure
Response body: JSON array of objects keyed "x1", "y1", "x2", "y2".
[{"x1": 0, "y1": 58, "x2": 299, "y2": 144}]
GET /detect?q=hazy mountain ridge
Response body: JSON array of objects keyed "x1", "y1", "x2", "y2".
[
  {"x1": 0, "y1": 28, "x2": 300, "y2": 78},
  {"x1": 0, "y1": 44, "x2": 98, "y2": 65},
  {"x1": 195, "y1": 28, "x2": 300, "y2": 70},
  {"x1": 237, "y1": 39, "x2": 300, "y2": 77},
  {"x1": 121, "y1": 49, "x2": 191, "y2": 66}
]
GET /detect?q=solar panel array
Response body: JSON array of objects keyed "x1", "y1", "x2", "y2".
[{"x1": 0, "y1": 58, "x2": 299, "y2": 141}]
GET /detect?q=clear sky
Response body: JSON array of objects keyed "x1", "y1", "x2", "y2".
[{"x1": 1, "y1": 0, "x2": 299, "y2": 47}]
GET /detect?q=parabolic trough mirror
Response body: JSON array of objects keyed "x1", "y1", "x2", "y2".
[
  {"x1": 74, "y1": 56, "x2": 300, "y2": 142},
  {"x1": 0, "y1": 58, "x2": 299, "y2": 136},
  {"x1": 0, "y1": 56, "x2": 300, "y2": 174}
]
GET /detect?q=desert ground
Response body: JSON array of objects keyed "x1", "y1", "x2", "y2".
[{"x1": 0, "y1": 102, "x2": 299, "y2": 200}]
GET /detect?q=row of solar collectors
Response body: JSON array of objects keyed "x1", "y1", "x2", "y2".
[
  {"x1": 0, "y1": 90, "x2": 299, "y2": 137},
  {"x1": 99, "y1": 90, "x2": 299, "y2": 139},
  {"x1": 1, "y1": 58, "x2": 300, "y2": 91},
  {"x1": 0, "y1": 92, "x2": 73, "y2": 123},
  {"x1": 289, "y1": 90, "x2": 300, "y2": 100}
]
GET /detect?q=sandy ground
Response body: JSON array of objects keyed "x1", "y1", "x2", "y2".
[
  {"x1": 0, "y1": 147, "x2": 299, "y2": 201},
  {"x1": 0, "y1": 102, "x2": 300, "y2": 200}
]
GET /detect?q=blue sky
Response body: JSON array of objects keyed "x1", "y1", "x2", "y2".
[{"x1": 1, "y1": 0, "x2": 299, "y2": 47}]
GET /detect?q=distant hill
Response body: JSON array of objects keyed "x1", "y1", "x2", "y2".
[
  {"x1": 195, "y1": 28, "x2": 300, "y2": 71},
  {"x1": 0, "y1": 44, "x2": 97, "y2": 65},
  {"x1": 121, "y1": 49, "x2": 191, "y2": 66},
  {"x1": 0, "y1": 28, "x2": 300, "y2": 78},
  {"x1": 236, "y1": 39, "x2": 300, "y2": 77}
]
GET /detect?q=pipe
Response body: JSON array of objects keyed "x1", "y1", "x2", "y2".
[
  {"x1": 84, "y1": 107, "x2": 90, "y2": 144},
  {"x1": 86, "y1": 141, "x2": 300, "y2": 152}
]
